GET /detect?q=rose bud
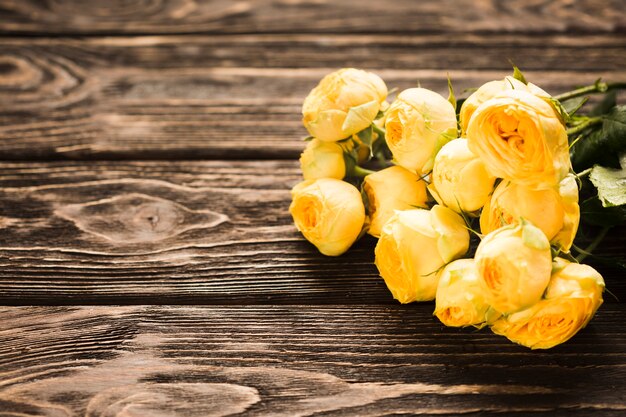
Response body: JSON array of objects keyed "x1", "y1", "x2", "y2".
[
  {"x1": 434, "y1": 259, "x2": 496, "y2": 328},
  {"x1": 428, "y1": 138, "x2": 496, "y2": 214},
  {"x1": 290, "y1": 178, "x2": 365, "y2": 256},
  {"x1": 480, "y1": 174, "x2": 580, "y2": 251},
  {"x1": 363, "y1": 165, "x2": 428, "y2": 237},
  {"x1": 491, "y1": 258, "x2": 605, "y2": 349},
  {"x1": 299, "y1": 139, "x2": 347, "y2": 180},
  {"x1": 302, "y1": 68, "x2": 387, "y2": 142},
  {"x1": 385, "y1": 88, "x2": 458, "y2": 174},
  {"x1": 475, "y1": 220, "x2": 553, "y2": 315},
  {"x1": 374, "y1": 206, "x2": 470, "y2": 303},
  {"x1": 459, "y1": 76, "x2": 528, "y2": 134},
  {"x1": 466, "y1": 89, "x2": 569, "y2": 188}
]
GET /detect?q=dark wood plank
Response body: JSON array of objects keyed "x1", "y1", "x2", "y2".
[
  {"x1": 0, "y1": 160, "x2": 623, "y2": 304},
  {"x1": 1, "y1": 35, "x2": 623, "y2": 159},
  {"x1": 3, "y1": 34, "x2": 625, "y2": 71},
  {"x1": 0, "y1": 0, "x2": 624, "y2": 35},
  {"x1": 0, "y1": 160, "x2": 386, "y2": 304},
  {"x1": 0, "y1": 305, "x2": 624, "y2": 416}
]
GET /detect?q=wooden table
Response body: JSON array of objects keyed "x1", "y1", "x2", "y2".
[{"x1": 0, "y1": 1, "x2": 625, "y2": 415}]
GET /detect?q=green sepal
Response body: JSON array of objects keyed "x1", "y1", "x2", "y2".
[
  {"x1": 520, "y1": 219, "x2": 550, "y2": 251},
  {"x1": 357, "y1": 125, "x2": 374, "y2": 148},
  {"x1": 360, "y1": 182, "x2": 371, "y2": 215},
  {"x1": 561, "y1": 96, "x2": 589, "y2": 118},
  {"x1": 342, "y1": 100, "x2": 379, "y2": 133},
  {"x1": 422, "y1": 126, "x2": 458, "y2": 173},
  {"x1": 543, "y1": 96, "x2": 570, "y2": 125},
  {"x1": 341, "y1": 141, "x2": 358, "y2": 177},
  {"x1": 510, "y1": 62, "x2": 528, "y2": 85},
  {"x1": 447, "y1": 75, "x2": 456, "y2": 111}
]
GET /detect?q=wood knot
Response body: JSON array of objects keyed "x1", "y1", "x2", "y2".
[
  {"x1": 85, "y1": 383, "x2": 259, "y2": 417},
  {"x1": 55, "y1": 193, "x2": 228, "y2": 243}
]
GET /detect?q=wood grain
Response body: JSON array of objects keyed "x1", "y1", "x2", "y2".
[
  {"x1": 0, "y1": 160, "x2": 386, "y2": 304},
  {"x1": 0, "y1": 0, "x2": 624, "y2": 35},
  {"x1": 0, "y1": 160, "x2": 623, "y2": 305},
  {"x1": 0, "y1": 305, "x2": 624, "y2": 416},
  {"x1": 0, "y1": 0, "x2": 623, "y2": 413},
  {"x1": 0, "y1": 35, "x2": 624, "y2": 159}
]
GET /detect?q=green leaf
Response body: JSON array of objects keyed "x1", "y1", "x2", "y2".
[
  {"x1": 303, "y1": 135, "x2": 315, "y2": 141},
  {"x1": 570, "y1": 105, "x2": 626, "y2": 171},
  {"x1": 589, "y1": 165, "x2": 626, "y2": 207},
  {"x1": 580, "y1": 196, "x2": 626, "y2": 227},
  {"x1": 510, "y1": 63, "x2": 528, "y2": 85},
  {"x1": 590, "y1": 90, "x2": 617, "y2": 116}
]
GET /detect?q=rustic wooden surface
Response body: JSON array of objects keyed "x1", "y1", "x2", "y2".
[
  {"x1": 0, "y1": 0, "x2": 625, "y2": 415},
  {"x1": 0, "y1": 306, "x2": 625, "y2": 416}
]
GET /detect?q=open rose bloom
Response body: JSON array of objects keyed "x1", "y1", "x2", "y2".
[
  {"x1": 466, "y1": 89, "x2": 570, "y2": 188},
  {"x1": 491, "y1": 258, "x2": 605, "y2": 349},
  {"x1": 480, "y1": 175, "x2": 580, "y2": 251},
  {"x1": 291, "y1": 68, "x2": 609, "y2": 349}
]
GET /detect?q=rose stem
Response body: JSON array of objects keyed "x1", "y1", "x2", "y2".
[{"x1": 554, "y1": 81, "x2": 626, "y2": 102}]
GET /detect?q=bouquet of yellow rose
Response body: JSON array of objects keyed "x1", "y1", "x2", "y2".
[{"x1": 290, "y1": 68, "x2": 625, "y2": 349}]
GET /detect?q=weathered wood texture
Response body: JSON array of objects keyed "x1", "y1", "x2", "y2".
[
  {"x1": 0, "y1": 160, "x2": 623, "y2": 304},
  {"x1": 0, "y1": 35, "x2": 624, "y2": 159},
  {"x1": 0, "y1": 305, "x2": 624, "y2": 416},
  {"x1": 0, "y1": 0, "x2": 624, "y2": 35},
  {"x1": 0, "y1": 0, "x2": 624, "y2": 414}
]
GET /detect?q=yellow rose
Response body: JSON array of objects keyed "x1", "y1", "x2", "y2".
[
  {"x1": 363, "y1": 165, "x2": 428, "y2": 237},
  {"x1": 374, "y1": 206, "x2": 469, "y2": 303},
  {"x1": 302, "y1": 68, "x2": 387, "y2": 142},
  {"x1": 480, "y1": 174, "x2": 580, "y2": 251},
  {"x1": 475, "y1": 221, "x2": 552, "y2": 314},
  {"x1": 385, "y1": 88, "x2": 458, "y2": 174},
  {"x1": 466, "y1": 89, "x2": 569, "y2": 188},
  {"x1": 459, "y1": 76, "x2": 527, "y2": 134},
  {"x1": 434, "y1": 259, "x2": 496, "y2": 328},
  {"x1": 290, "y1": 178, "x2": 365, "y2": 256},
  {"x1": 299, "y1": 139, "x2": 346, "y2": 180},
  {"x1": 491, "y1": 258, "x2": 605, "y2": 349},
  {"x1": 428, "y1": 138, "x2": 496, "y2": 214}
]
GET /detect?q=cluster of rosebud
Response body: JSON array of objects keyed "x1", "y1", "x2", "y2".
[{"x1": 289, "y1": 68, "x2": 605, "y2": 349}]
